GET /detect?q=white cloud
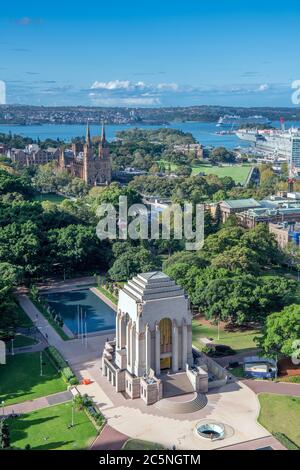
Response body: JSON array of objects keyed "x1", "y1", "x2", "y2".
[
  {"x1": 258, "y1": 83, "x2": 269, "y2": 92},
  {"x1": 91, "y1": 80, "x2": 131, "y2": 90},
  {"x1": 90, "y1": 80, "x2": 178, "y2": 92},
  {"x1": 89, "y1": 95, "x2": 160, "y2": 106},
  {"x1": 157, "y1": 82, "x2": 179, "y2": 91}
]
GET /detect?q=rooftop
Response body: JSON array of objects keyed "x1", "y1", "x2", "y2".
[
  {"x1": 221, "y1": 198, "x2": 261, "y2": 209},
  {"x1": 122, "y1": 271, "x2": 186, "y2": 302}
]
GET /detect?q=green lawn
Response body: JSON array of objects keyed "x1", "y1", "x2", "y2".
[
  {"x1": 9, "y1": 334, "x2": 37, "y2": 349},
  {"x1": 228, "y1": 365, "x2": 245, "y2": 378},
  {"x1": 276, "y1": 375, "x2": 300, "y2": 384},
  {"x1": 7, "y1": 401, "x2": 97, "y2": 450},
  {"x1": 258, "y1": 393, "x2": 300, "y2": 448},
  {"x1": 123, "y1": 439, "x2": 165, "y2": 450},
  {"x1": 15, "y1": 303, "x2": 34, "y2": 329},
  {"x1": 30, "y1": 193, "x2": 66, "y2": 204},
  {"x1": 191, "y1": 164, "x2": 252, "y2": 183},
  {"x1": 96, "y1": 286, "x2": 118, "y2": 306},
  {"x1": 0, "y1": 352, "x2": 66, "y2": 406},
  {"x1": 192, "y1": 319, "x2": 259, "y2": 353},
  {"x1": 157, "y1": 159, "x2": 253, "y2": 184}
]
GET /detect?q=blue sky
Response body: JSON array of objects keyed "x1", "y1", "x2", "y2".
[{"x1": 1, "y1": 0, "x2": 300, "y2": 107}]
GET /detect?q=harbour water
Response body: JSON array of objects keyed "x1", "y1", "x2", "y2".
[{"x1": 1, "y1": 120, "x2": 300, "y2": 149}]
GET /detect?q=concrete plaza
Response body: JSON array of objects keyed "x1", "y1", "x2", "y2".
[{"x1": 17, "y1": 290, "x2": 276, "y2": 450}]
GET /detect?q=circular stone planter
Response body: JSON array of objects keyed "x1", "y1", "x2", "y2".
[{"x1": 195, "y1": 422, "x2": 225, "y2": 441}]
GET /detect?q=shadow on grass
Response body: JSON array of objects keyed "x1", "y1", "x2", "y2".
[
  {"x1": 0, "y1": 352, "x2": 64, "y2": 404},
  {"x1": 7, "y1": 413, "x2": 84, "y2": 450}
]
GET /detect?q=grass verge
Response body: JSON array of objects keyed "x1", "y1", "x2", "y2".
[
  {"x1": 258, "y1": 393, "x2": 300, "y2": 449},
  {"x1": 0, "y1": 351, "x2": 66, "y2": 406}
]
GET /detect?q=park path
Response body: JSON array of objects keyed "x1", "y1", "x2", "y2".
[
  {"x1": 219, "y1": 435, "x2": 286, "y2": 450},
  {"x1": 90, "y1": 424, "x2": 128, "y2": 450},
  {"x1": 243, "y1": 379, "x2": 300, "y2": 396},
  {"x1": 17, "y1": 294, "x2": 63, "y2": 348},
  {"x1": 0, "y1": 390, "x2": 73, "y2": 418}
]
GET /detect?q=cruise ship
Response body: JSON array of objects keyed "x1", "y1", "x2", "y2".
[
  {"x1": 236, "y1": 128, "x2": 300, "y2": 159},
  {"x1": 216, "y1": 114, "x2": 271, "y2": 128}
]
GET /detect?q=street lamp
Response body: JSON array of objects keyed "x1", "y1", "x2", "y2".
[
  {"x1": 40, "y1": 351, "x2": 43, "y2": 377},
  {"x1": 71, "y1": 399, "x2": 75, "y2": 427},
  {"x1": 1, "y1": 401, "x2": 4, "y2": 418},
  {"x1": 11, "y1": 338, "x2": 14, "y2": 356}
]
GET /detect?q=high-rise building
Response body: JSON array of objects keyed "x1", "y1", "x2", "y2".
[
  {"x1": 0, "y1": 80, "x2": 6, "y2": 105},
  {"x1": 289, "y1": 136, "x2": 300, "y2": 178}
]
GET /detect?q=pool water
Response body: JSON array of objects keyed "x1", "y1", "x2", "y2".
[{"x1": 42, "y1": 288, "x2": 116, "y2": 334}]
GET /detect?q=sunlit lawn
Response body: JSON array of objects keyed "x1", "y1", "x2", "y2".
[
  {"x1": 156, "y1": 160, "x2": 252, "y2": 184},
  {"x1": 192, "y1": 319, "x2": 259, "y2": 353},
  {"x1": 258, "y1": 394, "x2": 300, "y2": 448},
  {"x1": 7, "y1": 402, "x2": 97, "y2": 450},
  {"x1": 8, "y1": 334, "x2": 37, "y2": 350},
  {"x1": 191, "y1": 164, "x2": 252, "y2": 184},
  {"x1": 0, "y1": 352, "x2": 66, "y2": 406}
]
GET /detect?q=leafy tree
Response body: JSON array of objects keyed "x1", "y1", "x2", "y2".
[
  {"x1": 209, "y1": 147, "x2": 236, "y2": 164},
  {"x1": 240, "y1": 224, "x2": 281, "y2": 266},
  {"x1": 0, "y1": 221, "x2": 41, "y2": 275},
  {"x1": 108, "y1": 246, "x2": 160, "y2": 281},
  {"x1": 0, "y1": 263, "x2": 21, "y2": 339},
  {"x1": 46, "y1": 224, "x2": 109, "y2": 274},
  {"x1": 256, "y1": 304, "x2": 300, "y2": 358},
  {"x1": 0, "y1": 169, "x2": 33, "y2": 197},
  {"x1": 0, "y1": 420, "x2": 10, "y2": 449},
  {"x1": 211, "y1": 246, "x2": 260, "y2": 273},
  {"x1": 87, "y1": 182, "x2": 141, "y2": 208}
]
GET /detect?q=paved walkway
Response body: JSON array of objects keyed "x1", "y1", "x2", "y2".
[
  {"x1": 243, "y1": 379, "x2": 300, "y2": 396},
  {"x1": 90, "y1": 287, "x2": 117, "y2": 312},
  {"x1": 1, "y1": 390, "x2": 73, "y2": 417},
  {"x1": 219, "y1": 435, "x2": 286, "y2": 450},
  {"x1": 90, "y1": 425, "x2": 129, "y2": 450},
  {"x1": 17, "y1": 294, "x2": 63, "y2": 348}
]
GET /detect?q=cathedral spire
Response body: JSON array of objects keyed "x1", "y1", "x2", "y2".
[
  {"x1": 101, "y1": 121, "x2": 106, "y2": 146},
  {"x1": 86, "y1": 121, "x2": 91, "y2": 146}
]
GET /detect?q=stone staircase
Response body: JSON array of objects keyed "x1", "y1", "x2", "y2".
[
  {"x1": 155, "y1": 392, "x2": 207, "y2": 414},
  {"x1": 160, "y1": 371, "x2": 195, "y2": 398}
]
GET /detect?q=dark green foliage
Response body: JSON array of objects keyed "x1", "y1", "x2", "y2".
[
  {"x1": 0, "y1": 420, "x2": 10, "y2": 449},
  {"x1": 45, "y1": 346, "x2": 78, "y2": 385}
]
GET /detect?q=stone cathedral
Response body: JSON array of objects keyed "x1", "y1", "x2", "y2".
[
  {"x1": 102, "y1": 272, "x2": 210, "y2": 405},
  {"x1": 58, "y1": 123, "x2": 111, "y2": 186}
]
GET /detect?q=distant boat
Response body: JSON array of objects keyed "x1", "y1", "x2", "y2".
[{"x1": 216, "y1": 114, "x2": 271, "y2": 128}]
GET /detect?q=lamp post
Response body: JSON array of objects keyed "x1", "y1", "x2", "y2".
[
  {"x1": 11, "y1": 338, "x2": 14, "y2": 356},
  {"x1": 71, "y1": 399, "x2": 74, "y2": 427},
  {"x1": 40, "y1": 351, "x2": 43, "y2": 377},
  {"x1": 1, "y1": 401, "x2": 4, "y2": 418}
]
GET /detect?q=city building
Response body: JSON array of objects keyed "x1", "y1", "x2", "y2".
[
  {"x1": 173, "y1": 143, "x2": 204, "y2": 159},
  {"x1": 218, "y1": 193, "x2": 300, "y2": 228},
  {"x1": 269, "y1": 222, "x2": 300, "y2": 249},
  {"x1": 289, "y1": 135, "x2": 300, "y2": 178},
  {"x1": 219, "y1": 198, "x2": 262, "y2": 222},
  {"x1": 102, "y1": 272, "x2": 219, "y2": 405},
  {"x1": 58, "y1": 123, "x2": 111, "y2": 186},
  {"x1": 8, "y1": 146, "x2": 59, "y2": 167}
]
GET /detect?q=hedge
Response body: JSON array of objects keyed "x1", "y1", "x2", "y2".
[
  {"x1": 45, "y1": 346, "x2": 78, "y2": 385},
  {"x1": 273, "y1": 432, "x2": 299, "y2": 450},
  {"x1": 74, "y1": 393, "x2": 105, "y2": 431}
]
